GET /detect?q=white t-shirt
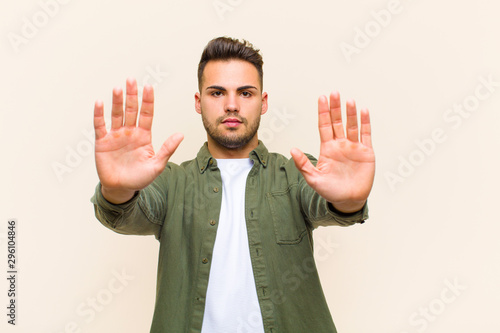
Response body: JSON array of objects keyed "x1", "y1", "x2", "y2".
[{"x1": 201, "y1": 158, "x2": 265, "y2": 333}]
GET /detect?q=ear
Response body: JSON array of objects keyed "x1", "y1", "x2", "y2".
[
  {"x1": 195, "y1": 92, "x2": 202, "y2": 114},
  {"x1": 261, "y1": 92, "x2": 268, "y2": 115}
]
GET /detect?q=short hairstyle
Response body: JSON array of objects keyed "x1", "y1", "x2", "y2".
[{"x1": 197, "y1": 36, "x2": 264, "y2": 91}]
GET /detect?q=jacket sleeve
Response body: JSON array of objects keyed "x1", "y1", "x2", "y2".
[
  {"x1": 293, "y1": 154, "x2": 369, "y2": 229},
  {"x1": 90, "y1": 165, "x2": 172, "y2": 240}
]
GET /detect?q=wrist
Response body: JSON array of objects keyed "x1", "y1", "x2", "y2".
[
  {"x1": 329, "y1": 200, "x2": 366, "y2": 214},
  {"x1": 101, "y1": 186, "x2": 137, "y2": 204}
]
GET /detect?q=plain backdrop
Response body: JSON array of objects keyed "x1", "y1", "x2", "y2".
[{"x1": 1, "y1": 0, "x2": 499, "y2": 332}]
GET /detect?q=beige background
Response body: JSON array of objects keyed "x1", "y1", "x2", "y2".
[{"x1": 1, "y1": 0, "x2": 499, "y2": 332}]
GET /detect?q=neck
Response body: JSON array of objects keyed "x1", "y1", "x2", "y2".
[{"x1": 207, "y1": 136, "x2": 259, "y2": 159}]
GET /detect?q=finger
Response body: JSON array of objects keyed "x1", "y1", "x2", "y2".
[
  {"x1": 345, "y1": 99, "x2": 359, "y2": 142},
  {"x1": 93, "y1": 100, "x2": 107, "y2": 140},
  {"x1": 138, "y1": 84, "x2": 154, "y2": 131},
  {"x1": 360, "y1": 108, "x2": 373, "y2": 148},
  {"x1": 290, "y1": 148, "x2": 318, "y2": 183},
  {"x1": 329, "y1": 91, "x2": 345, "y2": 139},
  {"x1": 111, "y1": 87, "x2": 123, "y2": 130},
  {"x1": 156, "y1": 133, "x2": 184, "y2": 167},
  {"x1": 318, "y1": 95, "x2": 334, "y2": 143},
  {"x1": 124, "y1": 77, "x2": 139, "y2": 127}
]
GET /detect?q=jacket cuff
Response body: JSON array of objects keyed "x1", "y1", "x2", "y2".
[
  {"x1": 90, "y1": 183, "x2": 140, "y2": 220},
  {"x1": 326, "y1": 201, "x2": 369, "y2": 225}
]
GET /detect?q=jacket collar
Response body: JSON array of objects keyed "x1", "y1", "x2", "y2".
[{"x1": 196, "y1": 140, "x2": 269, "y2": 174}]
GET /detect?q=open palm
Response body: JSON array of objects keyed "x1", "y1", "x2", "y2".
[
  {"x1": 291, "y1": 92, "x2": 375, "y2": 213},
  {"x1": 94, "y1": 78, "x2": 183, "y2": 202}
]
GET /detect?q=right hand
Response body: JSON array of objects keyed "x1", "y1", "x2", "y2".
[{"x1": 93, "y1": 78, "x2": 184, "y2": 203}]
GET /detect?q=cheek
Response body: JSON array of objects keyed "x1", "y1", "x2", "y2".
[
  {"x1": 202, "y1": 108, "x2": 226, "y2": 126},
  {"x1": 200, "y1": 101, "x2": 217, "y2": 117},
  {"x1": 246, "y1": 101, "x2": 263, "y2": 117},
  {"x1": 202, "y1": 98, "x2": 223, "y2": 111}
]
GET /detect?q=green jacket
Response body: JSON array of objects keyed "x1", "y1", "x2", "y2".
[{"x1": 91, "y1": 141, "x2": 368, "y2": 333}]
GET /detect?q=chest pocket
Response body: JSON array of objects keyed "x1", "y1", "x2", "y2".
[{"x1": 266, "y1": 185, "x2": 307, "y2": 245}]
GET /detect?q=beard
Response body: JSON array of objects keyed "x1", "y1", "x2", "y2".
[{"x1": 201, "y1": 110, "x2": 261, "y2": 149}]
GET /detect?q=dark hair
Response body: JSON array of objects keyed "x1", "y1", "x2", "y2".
[{"x1": 197, "y1": 36, "x2": 264, "y2": 90}]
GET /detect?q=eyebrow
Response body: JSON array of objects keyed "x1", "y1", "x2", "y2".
[{"x1": 206, "y1": 85, "x2": 258, "y2": 91}]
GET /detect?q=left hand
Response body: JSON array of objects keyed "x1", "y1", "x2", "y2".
[{"x1": 290, "y1": 91, "x2": 375, "y2": 213}]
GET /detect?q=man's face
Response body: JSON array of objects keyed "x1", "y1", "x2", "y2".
[{"x1": 195, "y1": 60, "x2": 268, "y2": 151}]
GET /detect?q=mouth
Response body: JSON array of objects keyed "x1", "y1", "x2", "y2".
[{"x1": 221, "y1": 117, "x2": 243, "y2": 127}]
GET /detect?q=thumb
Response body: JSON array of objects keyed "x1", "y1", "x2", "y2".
[
  {"x1": 156, "y1": 132, "x2": 184, "y2": 167},
  {"x1": 290, "y1": 148, "x2": 317, "y2": 181}
]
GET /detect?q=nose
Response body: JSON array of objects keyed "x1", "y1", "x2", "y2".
[{"x1": 225, "y1": 93, "x2": 240, "y2": 113}]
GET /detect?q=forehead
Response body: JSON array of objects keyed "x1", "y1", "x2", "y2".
[{"x1": 201, "y1": 60, "x2": 261, "y2": 90}]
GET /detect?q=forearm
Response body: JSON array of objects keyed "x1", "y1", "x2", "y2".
[{"x1": 91, "y1": 182, "x2": 166, "y2": 238}]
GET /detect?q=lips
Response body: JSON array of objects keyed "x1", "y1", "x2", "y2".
[
  {"x1": 221, "y1": 117, "x2": 242, "y2": 124},
  {"x1": 221, "y1": 117, "x2": 243, "y2": 127}
]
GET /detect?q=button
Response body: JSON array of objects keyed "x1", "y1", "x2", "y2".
[
  {"x1": 209, "y1": 159, "x2": 214, "y2": 165},
  {"x1": 202, "y1": 258, "x2": 209, "y2": 264},
  {"x1": 200, "y1": 166, "x2": 205, "y2": 171},
  {"x1": 213, "y1": 187, "x2": 219, "y2": 193},
  {"x1": 210, "y1": 220, "x2": 216, "y2": 226}
]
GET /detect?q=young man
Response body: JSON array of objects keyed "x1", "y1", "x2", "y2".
[{"x1": 91, "y1": 37, "x2": 375, "y2": 332}]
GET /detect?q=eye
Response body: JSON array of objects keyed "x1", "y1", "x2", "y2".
[
  {"x1": 241, "y1": 91, "x2": 252, "y2": 97},
  {"x1": 211, "y1": 91, "x2": 223, "y2": 97}
]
